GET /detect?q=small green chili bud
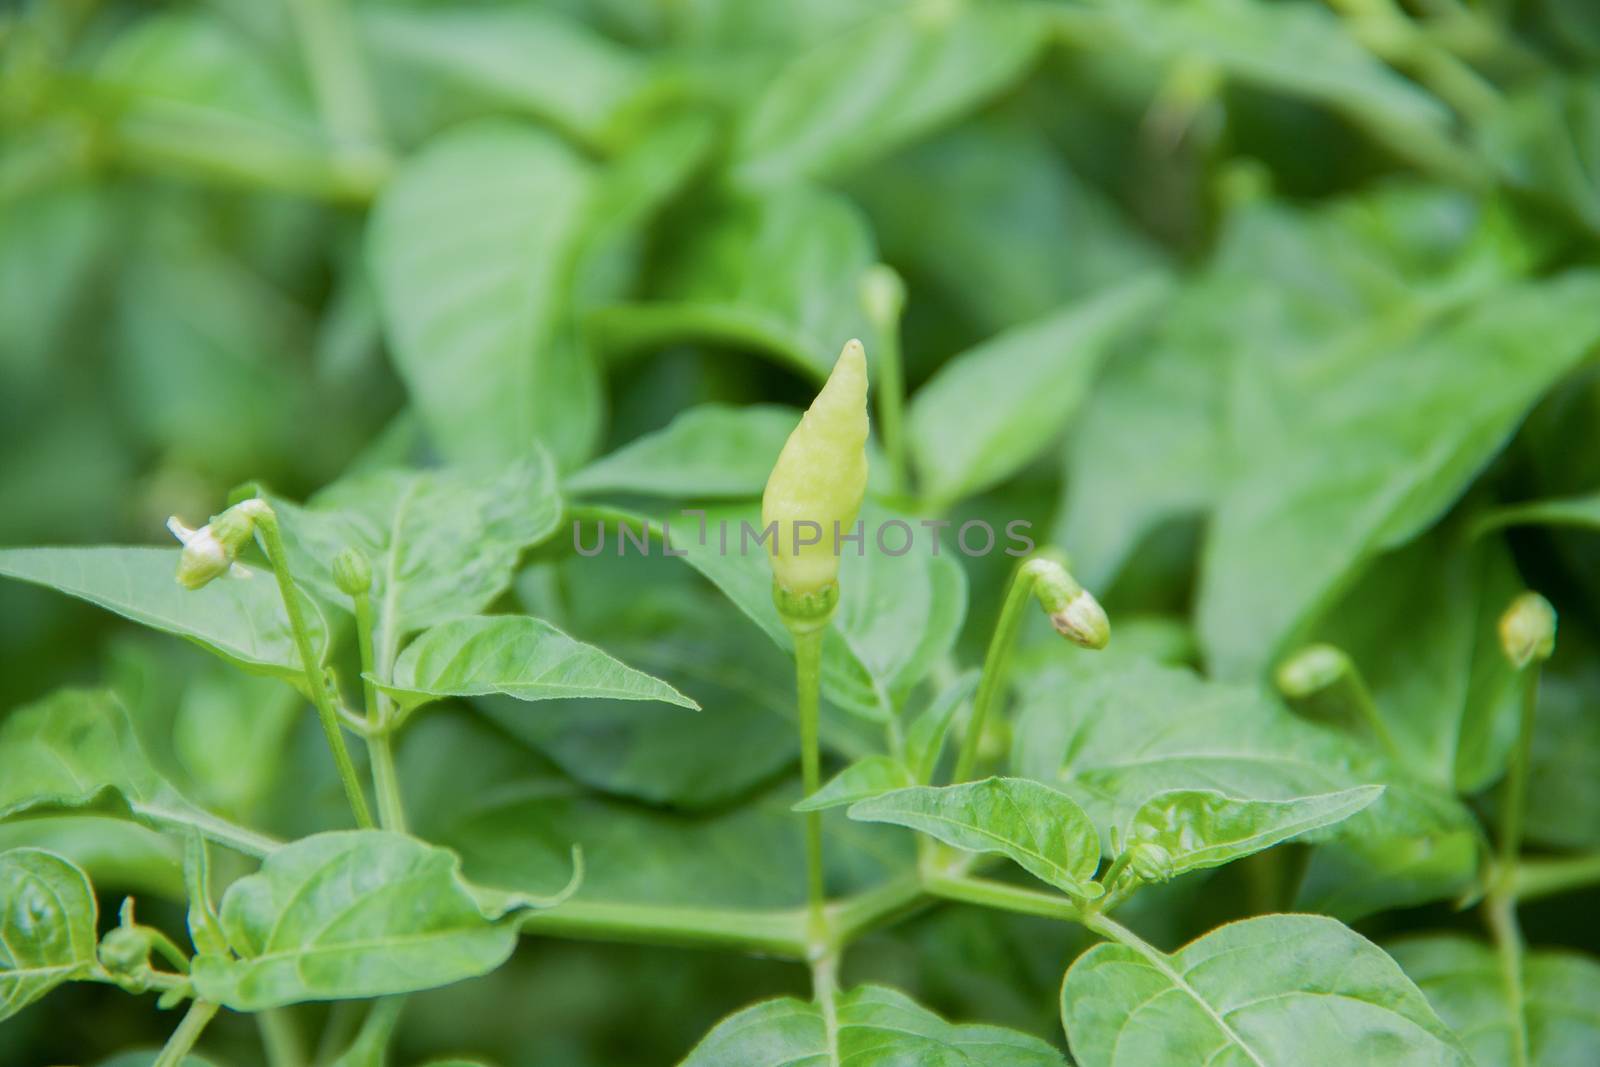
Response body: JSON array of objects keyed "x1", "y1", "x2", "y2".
[
  {"x1": 98, "y1": 924, "x2": 153, "y2": 976},
  {"x1": 762, "y1": 339, "x2": 870, "y2": 604},
  {"x1": 1027, "y1": 558, "x2": 1109, "y2": 650},
  {"x1": 1275, "y1": 644, "x2": 1350, "y2": 701},
  {"x1": 1499, "y1": 592, "x2": 1556, "y2": 669},
  {"x1": 860, "y1": 265, "x2": 906, "y2": 328},
  {"x1": 333, "y1": 546, "x2": 373, "y2": 596},
  {"x1": 168, "y1": 499, "x2": 267, "y2": 589},
  {"x1": 1126, "y1": 841, "x2": 1174, "y2": 884}
]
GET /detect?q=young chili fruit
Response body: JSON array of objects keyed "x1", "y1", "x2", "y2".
[{"x1": 762, "y1": 338, "x2": 869, "y2": 621}]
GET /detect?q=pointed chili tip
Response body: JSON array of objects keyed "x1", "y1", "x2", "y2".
[{"x1": 1499, "y1": 592, "x2": 1556, "y2": 669}]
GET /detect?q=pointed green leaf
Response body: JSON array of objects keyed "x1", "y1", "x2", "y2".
[
  {"x1": 0, "y1": 546, "x2": 326, "y2": 683},
  {"x1": 1199, "y1": 270, "x2": 1600, "y2": 679},
  {"x1": 260, "y1": 457, "x2": 561, "y2": 643},
  {"x1": 1119, "y1": 787, "x2": 1382, "y2": 884},
  {"x1": 849, "y1": 778, "x2": 1102, "y2": 899},
  {"x1": 0, "y1": 689, "x2": 277, "y2": 858},
  {"x1": 732, "y1": 5, "x2": 1049, "y2": 186},
  {"x1": 368, "y1": 121, "x2": 600, "y2": 468},
  {"x1": 190, "y1": 830, "x2": 567, "y2": 1009},
  {"x1": 1063, "y1": 915, "x2": 1471, "y2": 1067},
  {"x1": 589, "y1": 186, "x2": 873, "y2": 380},
  {"x1": 1391, "y1": 935, "x2": 1600, "y2": 1067},
  {"x1": 567, "y1": 404, "x2": 801, "y2": 500},
  {"x1": 908, "y1": 274, "x2": 1169, "y2": 506},
  {"x1": 666, "y1": 503, "x2": 967, "y2": 720},
  {"x1": 682, "y1": 984, "x2": 1066, "y2": 1066},
  {"x1": 906, "y1": 670, "x2": 979, "y2": 784},
  {"x1": 0, "y1": 849, "x2": 99, "y2": 1022},
  {"x1": 361, "y1": 6, "x2": 644, "y2": 150},
  {"x1": 794, "y1": 757, "x2": 913, "y2": 812},
  {"x1": 382, "y1": 615, "x2": 697, "y2": 714}
]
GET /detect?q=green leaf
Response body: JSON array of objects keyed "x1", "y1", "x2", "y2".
[
  {"x1": 589, "y1": 185, "x2": 874, "y2": 381},
  {"x1": 794, "y1": 757, "x2": 914, "y2": 812},
  {"x1": 849, "y1": 778, "x2": 1102, "y2": 899},
  {"x1": 667, "y1": 503, "x2": 967, "y2": 720},
  {"x1": 190, "y1": 830, "x2": 567, "y2": 1010},
  {"x1": 260, "y1": 457, "x2": 562, "y2": 643},
  {"x1": 1199, "y1": 270, "x2": 1600, "y2": 679},
  {"x1": 908, "y1": 275, "x2": 1169, "y2": 506},
  {"x1": 404, "y1": 712, "x2": 906, "y2": 911},
  {"x1": 1118, "y1": 787, "x2": 1382, "y2": 884},
  {"x1": 1477, "y1": 76, "x2": 1600, "y2": 236},
  {"x1": 1013, "y1": 662, "x2": 1476, "y2": 914},
  {"x1": 0, "y1": 689, "x2": 277, "y2": 858},
  {"x1": 361, "y1": 6, "x2": 645, "y2": 150},
  {"x1": 1063, "y1": 914, "x2": 1471, "y2": 1067},
  {"x1": 847, "y1": 120, "x2": 1165, "y2": 334},
  {"x1": 905, "y1": 670, "x2": 979, "y2": 784},
  {"x1": 682, "y1": 983, "x2": 1066, "y2": 1066},
  {"x1": 368, "y1": 121, "x2": 600, "y2": 469},
  {"x1": 1086, "y1": 0, "x2": 1469, "y2": 178},
  {"x1": 732, "y1": 4, "x2": 1049, "y2": 186},
  {"x1": 1055, "y1": 331, "x2": 1223, "y2": 589},
  {"x1": 0, "y1": 848, "x2": 99, "y2": 1022},
  {"x1": 567, "y1": 404, "x2": 801, "y2": 499},
  {"x1": 0, "y1": 546, "x2": 326, "y2": 684},
  {"x1": 381, "y1": 614, "x2": 697, "y2": 714},
  {"x1": 1390, "y1": 935, "x2": 1600, "y2": 1067},
  {"x1": 477, "y1": 580, "x2": 813, "y2": 809},
  {"x1": 1308, "y1": 525, "x2": 1524, "y2": 792}
]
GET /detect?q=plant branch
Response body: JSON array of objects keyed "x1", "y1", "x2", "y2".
[
  {"x1": 953, "y1": 558, "x2": 1048, "y2": 782},
  {"x1": 252, "y1": 506, "x2": 374, "y2": 829},
  {"x1": 925, "y1": 873, "x2": 1084, "y2": 923},
  {"x1": 353, "y1": 585, "x2": 406, "y2": 832},
  {"x1": 282, "y1": 0, "x2": 387, "y2": 156},
  {"x1": 1514, "y1": 851, "x2": 1600, "y2": 903},
  {"x1": 257, "y1": 1009, "x2": 305, "y2": 1067},
  {"x1": 1497, "y1": 669, "x2": 1540, "y2": 881},
  {"x1": 790, "y1": 624, "x2": 828, "y2": 949},
  {"x1": 520, "y1": 899, "x2": 811, "y2": 958},
  {"x1": 153, "y1": 999, "x2": 220, "y2": 1067}
]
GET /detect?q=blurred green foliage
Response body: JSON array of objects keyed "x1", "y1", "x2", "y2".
[{"x1": 4, "y1": 0, "x2": 1600, "y2": 1064}]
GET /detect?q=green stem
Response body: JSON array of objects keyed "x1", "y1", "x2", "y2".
[
  {"x1": 257, "y1": 1009, "x2": 305, "y2": 1067},
  {"x1": 866, "y1": 307, "x2": 908, "y2": 496},
  {"x1": 826, "y1": 871, "x2": 927, "y2": 948},
  {"x1": 1484, "y1": 664, "x2": 1540, "y2": 1067},
  {"x1": 925, "y1": 874, "x2": 1083, "y2": 923},
  {"x1": 328, "y1": 997, "x2": 404, "y2": 1067},
  {"x1": 1486, "y1": 890, "x2": 1530, "y2": 1067},
  {"x1": 1497, "y1": 669, "x2": 1540, "y2": 880},
  {"x1": 520, "y1": 899, "x2": 810, "y2": 958},
  {"x1": 282, "y1": 0, "x2": 387, "y2": 154},
  {"x1": 253, "y1": 508, "x2": 374, "y2": 829},
  {"x1": 952, "y1": 558, "x2": 1045, "y2": 783},
  {"x1": 812, "y1": 951, "x2": 842, "y2": 1067},
  {"x1": 353, "y1": 587, "x2": 406, "y2": 833},
  {"x1": 791, "y1": 624, "x2": 829, "y2": 949},
  {"x1": 153, "y1": 999, "x2": 220, "y2": 1067},
  {"x1": 1514, "y1": 851, "x2": 1600, "y2": 903}
]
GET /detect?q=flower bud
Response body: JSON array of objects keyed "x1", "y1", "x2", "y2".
[
  {"x1": 860, "y1": 265, "x2": 906, "y2": 328},
  {"x1": 1499, "y1": 592, "x2": 1556, "y2": 669},
  {"x1": 1274, "y1": 644, "x2": 1350, "y2": 700},
  {"x1": 762, "y1": 339, "x2": 870, "y2": 602},
  {"x1": 168, "y1": 499, "x2": 268, "y2": 590},
  {"x1": 97, "y1": 925, "x2": 152, "y2": 976},
  {"x1": 1027, "y1": 558, "x2": 1109, "y2": 650},
  {"x1": 333, "y1": 546, "x2": 373, "y2": 597},
  {"x1": 1126, "y1": 841, "x2": 1174, "y2": 884}
]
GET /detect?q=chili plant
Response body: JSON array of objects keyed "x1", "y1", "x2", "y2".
[{"x1": 5, "y1": 0, "x2": 1600, "y2": 1065}]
